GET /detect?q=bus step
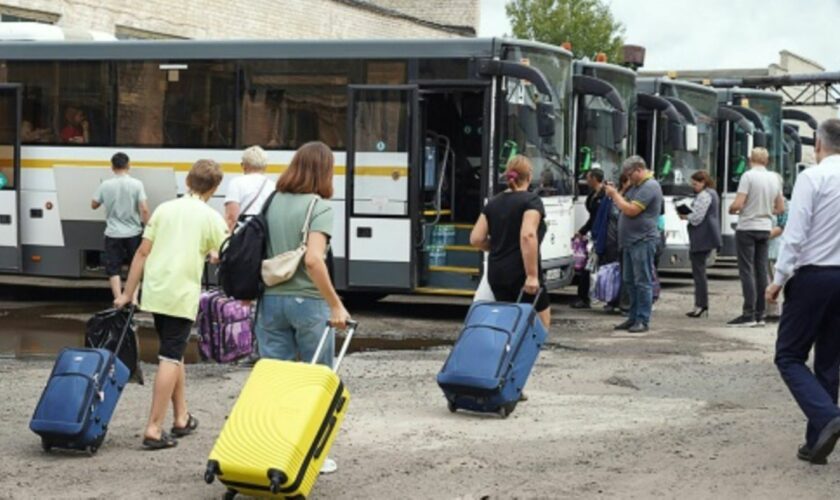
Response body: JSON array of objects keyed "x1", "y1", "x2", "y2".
[
  {"x1": 425, "y1": 266, "x2": 481, "y2": 290},
  {"x1": 441, "y1": 245, "x2": 482, "y2": 268},
  {"x1": 415, "y1": 287, "x2": 475, "y2": 297},
  {"x1": 422, "y1": 209, "x2": 452, "y2": 217}
]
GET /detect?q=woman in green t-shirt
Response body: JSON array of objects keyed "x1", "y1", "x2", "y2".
[{"x1": 256, "y1": 141, "x2": 351, "y2": 473}]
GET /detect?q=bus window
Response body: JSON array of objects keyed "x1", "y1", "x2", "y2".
[
  {"x1": 117, "y1": 61, "x2": 235, "y2": 148},
  {"x1": 418, "y1": 59, "x2": 469, "y2": 80},
  {"x1": 3, "y1": 61, "x2": 111, "y2": 146},
  {"x1": 240, "y1": 60, "x2": 351, "y2": 150},
  {"x1": 0, "y1": 94, "x2": 14, "y2": 189},
  {"x1": 366, "y1": 61, "x2": 406, "y2": 85}
]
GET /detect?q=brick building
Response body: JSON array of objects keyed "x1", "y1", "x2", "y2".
[{"x1": 0, "y1": 0, "x2": 479, "y2": 40}]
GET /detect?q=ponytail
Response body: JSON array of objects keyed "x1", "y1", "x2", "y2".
[{"x1": 503, "y1": 155, "x2": 532, "y2": 190}]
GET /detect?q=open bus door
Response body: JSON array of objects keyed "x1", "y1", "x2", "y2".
[
  {"x1": 345, "y1": 85, "x2": 419, "y2": 291},
  {"x1": 0, "y1": 84, "x2": 21, "y2": 272}
]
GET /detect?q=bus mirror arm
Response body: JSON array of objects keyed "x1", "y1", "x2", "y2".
[{"x1": 537, "y1": 102, "x2": 555, "y2": 138}]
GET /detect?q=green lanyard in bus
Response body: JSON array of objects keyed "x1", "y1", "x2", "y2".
[
  {"x1": 734, "y1": 156, "x2": 747, "y2": 176},
  {"x1": 500, "y1": 140, "x2": 518, "y2": 169},
  {"x1": 660, "y1": 154, "x2": 672, "y2": 179},
  {"x1": 579, "y1": 146, "x2": 592, "y2": 174}
]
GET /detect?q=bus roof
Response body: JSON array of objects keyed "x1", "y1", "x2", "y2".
[
  {"x1": 574, "y1": 60, "x2": 636, "y2": 79},
  {"x1": 0, "y1": 37, "x2": 573, "y2": 61},
  {"x1": 716, "y1": 87, "x2": 782, "y2": 102},
  {"x1": 637, "y1": 76, "x2": 716, "y2": 96}
]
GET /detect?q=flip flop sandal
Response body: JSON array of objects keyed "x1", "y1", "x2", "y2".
[
  {"x1": 142, "y1": 431, "x2": 178, "y2": 450},
  {"x1": 171, "y1": 413, "x2": 199, "y2": 438}
]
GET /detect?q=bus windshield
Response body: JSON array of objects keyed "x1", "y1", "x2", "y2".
[
  {"x1": 502, "y1": 46, "x2": 573, "y2": 196},
  {"x1": 744, "y1": 95, "x2": 783, "y2": 172},
  {"x1": 727, "y1": 122, "x2": 752, "y2": 193},
  {"x1": 578, "y1": 67, "x2": 635, "y2": 184},
  {"x1": 658, "y1": 86, "x2": 717, "y2": 196}
]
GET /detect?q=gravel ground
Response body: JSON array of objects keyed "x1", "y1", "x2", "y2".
[{"x1": 1, "y1": 270, "x2": 839, "y2": 499}]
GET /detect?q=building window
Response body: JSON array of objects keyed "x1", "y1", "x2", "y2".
[
  {"x1": 0, "y1": 6, "x2": 59, "y2": 24},
  {"x1": 115, "y1": 25, "x2": 184, "y2": 40}
]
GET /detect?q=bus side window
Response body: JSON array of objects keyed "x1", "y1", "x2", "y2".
[
  {"x1": 117, "y1": 61, "x2": 235, "y2": 148},
  {"x1": 5, "y1": 63, "x2": 57, "y2": 145},
  {"x1": 240, "y1": 60, "x2": 351, "y2": 151}
]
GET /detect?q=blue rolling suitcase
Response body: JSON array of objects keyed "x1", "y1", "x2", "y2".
[
  {"x1": 30, "y1": 306, "x2": 134, "y2": 455},
  {"x1": 437, "y1": 293, "x2": 547, "y2": 418}
]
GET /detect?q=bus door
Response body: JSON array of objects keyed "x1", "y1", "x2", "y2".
[
  {"x1": 345, "y1": 85, "x2": 419, "y2": 290},
  {"x1": 0, "y1": 84, "x2": 21, "y2": 272}
]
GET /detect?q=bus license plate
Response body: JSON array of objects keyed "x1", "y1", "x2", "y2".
[{"x1": 546, "y1": 269, "x2": 562, "y2": 282}]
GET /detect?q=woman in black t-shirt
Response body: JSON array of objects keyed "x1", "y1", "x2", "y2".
[{"x1": 469, "y1": 155, "x2": 550, "y2": 328}]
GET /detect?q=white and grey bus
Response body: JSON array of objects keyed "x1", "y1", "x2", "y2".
[
  {"x1": 0, "y1": 38, "x2": 577, "y2": 297},
  {"x1": 636, "y1": 77, "x2": 717, "y2": 270},
  {"x1": 715, "y1": 88, "x2": 783, "y2": 257}
]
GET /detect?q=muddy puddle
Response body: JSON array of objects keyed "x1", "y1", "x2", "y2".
[{"x1": 0, "y1": 306, "x2": 453, "y2": 364}]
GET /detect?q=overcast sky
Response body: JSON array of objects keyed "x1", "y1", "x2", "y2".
[{"x1": 479, "y1": 0, "x2": 840, "y2": 71}]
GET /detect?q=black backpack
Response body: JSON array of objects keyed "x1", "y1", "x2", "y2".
[{"x1": 218, "y1": 191, "x2": 277, "y2": 300}]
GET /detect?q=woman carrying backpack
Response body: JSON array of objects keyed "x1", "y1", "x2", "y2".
[{"x1": 255, "y1": 141, "x2": 351, "y2": 474}]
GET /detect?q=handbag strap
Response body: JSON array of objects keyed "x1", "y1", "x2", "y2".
[
  {"x1": 300, "y1": 196, "x2": 320, "y2": 246},
  {"x1": 241, "y1": 176, "x2": 270, "y2": 216}
]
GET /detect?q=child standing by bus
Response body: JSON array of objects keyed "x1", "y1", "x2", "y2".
[{"x1": 114, "y1": 159, "x2": 228, "y2": 449}]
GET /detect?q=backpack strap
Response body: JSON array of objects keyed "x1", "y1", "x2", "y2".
[{"x1": 240, "y1": 176, "x2": 270, "y2": 216}]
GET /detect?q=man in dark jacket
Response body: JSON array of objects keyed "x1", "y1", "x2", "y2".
[{"x1": 572, "y1": 169, "x2": 605, "y2": 309}]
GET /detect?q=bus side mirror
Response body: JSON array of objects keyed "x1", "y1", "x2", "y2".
[
  {"x1": 668, "y1": 120, "x2": 686, "y2": 150},
  {"x1": 612, "y1": 111, "x2": 627, "y2": 148},
  {"x1": 794, "y1": 142, "x2": 803, "y2": 163},
  {"x1": 685, "y1": 124, "x2": 699, "y2": 152},
  {"x1": 537, "y1": 102, "x2": 555, "y2": 138},
  {"x1": 753, "y1": 131, "x2": 767, "y2": 148}
]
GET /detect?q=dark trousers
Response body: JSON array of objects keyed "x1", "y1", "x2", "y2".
[
  {"x1": 690, "y1": 250, "x2": 711, "y2": 309},
  {"x1": 775, "y1": 267, "x2": 840, "y2": 447},
  {"x1": 576, "y1": 269, "x2": 591, "y2": 303},
  {"x1": 736, "y1": 230, "x2": 770, "y2": 318}
]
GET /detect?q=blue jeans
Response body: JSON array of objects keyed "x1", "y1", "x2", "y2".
[
  {"x1": 622, "y1": 239, "x2": 657, "y2": 326},
  {"x1": 256, "y1": 295, "x2": 334, "y2": 367},
  {"x1": 775, "y1": 268, "x2": 840, "y2": 447}
]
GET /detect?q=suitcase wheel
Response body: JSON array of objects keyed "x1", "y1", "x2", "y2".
[
  {"x1": 41, "y1": 439, "x2": 52, "y2": 453},
  {"x1": 223, "y1": 490, "x2": 237, "y2": 500},
  {"x1": 205, "y1": 460, "x2": 221, "y2": 484},
  {"x1": 447, "y1": 401, "x2": 457, "y2": 414},
  {"x1": 498, "y1": 402, "x2": 516, "y2": 419}
]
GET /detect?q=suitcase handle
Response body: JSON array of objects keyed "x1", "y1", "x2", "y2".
[
  {"x1": 313, "y1": 416, "x2": 337, "y2": 459},
  {"x1": 112, "y1": 305, "x2": 137, "y2": 359},
  {"x1": 311, "y1": 320, "x2": 358, "y2": 373},
  {"x1": 515, "y1": 288, "x2": 543, "y2": 308}
]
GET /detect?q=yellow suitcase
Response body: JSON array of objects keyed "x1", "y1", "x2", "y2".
[{"x1": 204, "y1": 322, "x2": 356, "y2": 499}]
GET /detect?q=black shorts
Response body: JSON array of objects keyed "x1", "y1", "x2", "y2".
[
  {"x1": 153, "y1": 313, "x2": 193, "y2": 362},
  {"x1": 104, "y1": 235, "x2": 142, "y2": 277},
  {"x1": 489, "y1": 278, "x2": 550, "y2": 312}
]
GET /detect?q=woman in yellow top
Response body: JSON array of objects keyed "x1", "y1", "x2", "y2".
[{"x1": 115, "y1": 159, "x2": 228, "y2": 450}]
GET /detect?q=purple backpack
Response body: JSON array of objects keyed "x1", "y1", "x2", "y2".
[
  {"x1": 197, "y1": 290, "x2": 254, "y2": 363},
  {"x1": 593, "y1": 262, "x2": 621, "y2": 303}
]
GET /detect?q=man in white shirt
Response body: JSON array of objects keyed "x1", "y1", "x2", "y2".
[
  {"x1": 727, "y1": 147, "x2": 785, "y2": 327},
  {"x1": 224, "y1": 146, "x2": 273, "y2": 230},
  {"x1": 767, "y1": 119, "x2": 840, "y2": 465}
]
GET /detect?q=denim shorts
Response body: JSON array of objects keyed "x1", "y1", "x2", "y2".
[{"x1": 255, "y1": 295, "x2": 334, "y2": 367}]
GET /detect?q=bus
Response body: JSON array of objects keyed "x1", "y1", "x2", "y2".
[
  {"x1": 715, "y1": 88, "x2": 783, "y2": 257},
  {"x1": 571, "y1": 60, "x2": 635, "y2": 230},
  {"x1": 636, "y1": 77, "x2": 717, "y2": 270},
  {"x1": 0, "y1": 38, "x2": 577, "y2": 297}
]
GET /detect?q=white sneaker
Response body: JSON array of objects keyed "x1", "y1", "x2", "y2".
[{"x1": 320, "y1": 457, "x2": 337, "y2": 475}]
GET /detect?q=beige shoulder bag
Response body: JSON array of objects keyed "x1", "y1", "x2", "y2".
[{"x1": 261, "y1": 196, "x2": 320, "y2": 286}]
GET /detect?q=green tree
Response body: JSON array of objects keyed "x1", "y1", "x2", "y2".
[{"x1": 506, "y1": 0, "x2": 625, "y2": 63}]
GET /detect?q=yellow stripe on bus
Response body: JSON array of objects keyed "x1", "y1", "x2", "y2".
[{"x1": 13, "y1": 159, "x2": 407, "y2": 177}]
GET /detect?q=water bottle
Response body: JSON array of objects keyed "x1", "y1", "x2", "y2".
[{"x1": 442, "y1": 225, "x2": 455, "y2": 246}]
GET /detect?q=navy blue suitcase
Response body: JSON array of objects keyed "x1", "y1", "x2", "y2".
[
  {"x1": 437, "y1": 294, "x2": 547, "y2": 418},
  {"x1": 30, "y1": 307, "x2": 134, "y2": 455}
]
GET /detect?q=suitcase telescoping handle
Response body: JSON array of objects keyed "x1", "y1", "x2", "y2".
[
  {"x1": 113, "y1": 304, "x2": 137, "y2": 357},
  {"x1": 311, "y1": 320, "x2": 358, "y2": 373}
]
